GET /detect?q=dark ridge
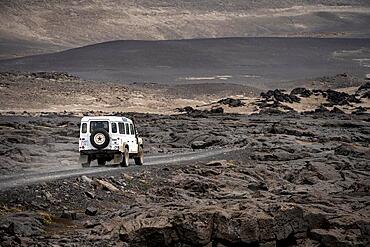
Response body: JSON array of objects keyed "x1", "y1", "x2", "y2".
[{"x1": 0, "y1": 37, "x2": 369, "y2": 89}]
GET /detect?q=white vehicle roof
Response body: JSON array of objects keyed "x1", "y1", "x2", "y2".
[{"x1": 81, "y1": 116, "x2": 133, "y2": 123}]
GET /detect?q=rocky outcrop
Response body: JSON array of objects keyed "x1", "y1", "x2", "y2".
[
  {"x1": 290, "y1": 87, "x2": 312, "y2": 97},
  {"x1": 261, "y1": 89, "x2": 300, "y2": 103},
  {"x1": 217, "y1": 98, "x2": 245, "y2": 107}
]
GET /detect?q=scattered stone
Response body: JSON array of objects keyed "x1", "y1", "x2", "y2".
[
  {"x1": 85, "y1": 207, "x2": 98, "y2": 216},
  {"x1": 43, "y1": 191, "x2": 54, "y2": 202},
  {"x1": 95, "y1": 179, "x2": 120, "y2": 192},
  {"x1": 84, "y1": 191, "x2": 95, "y2": 199},
  {"x1": 60, "y1": 211, "x2": 77, "y2": 220},
  {"x1": 81, "y1": 175, "x2": 93, "y2": 184}
]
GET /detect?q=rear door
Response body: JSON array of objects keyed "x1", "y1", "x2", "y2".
[{"x1": 88, "y1": 120, "x2": 110, "y2": 150}]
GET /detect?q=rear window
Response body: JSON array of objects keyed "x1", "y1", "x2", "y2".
[
  {"x1": 81, "y1": 123, "x2": 87, "y2": 133},
  {"x1": 90, "y1": 121, "x2": 109, "y2": 132}
]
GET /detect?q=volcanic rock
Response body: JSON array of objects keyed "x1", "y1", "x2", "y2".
[
  {"x1": 60, "y1": 211, "x2": 77, "y2": 220},
  {"x1": 325, "y1": 89, "x2": 361, "y2": 105},
  {"x1": 290, "y1": 87, "x2": 312, "y2": 97},
  {"x1": 261, "y1": 89, "x2": 300, "y2": 103},
  {"x1": 217, "y1": 98, "x2": 244, "y2": 107},
  {"x1": 210, "y1": 107, "x2": 224, "y2": 114},
  {"x1": 85, "y1": 207, "x2": 98, "y2": 216},
  {"x1": 95, "y1": 179, "x2": 120, "y2": 192}
]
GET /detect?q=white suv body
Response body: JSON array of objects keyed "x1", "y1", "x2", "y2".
[{"x1": 79, "y1": 116, "x2": 143, "y2": 167}]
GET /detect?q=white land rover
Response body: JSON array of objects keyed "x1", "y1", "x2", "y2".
[{"x1": 79, "y1": 116, "x2": 143, "y2": 167}]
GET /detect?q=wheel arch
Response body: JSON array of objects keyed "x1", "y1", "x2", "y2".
[{"x1": 120, "y1": 142, "x2": 129, "y2": 152}]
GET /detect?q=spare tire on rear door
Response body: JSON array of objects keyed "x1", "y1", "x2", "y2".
[{"x1": 90, "y1": 128, "x2": 110, "y2": 149}]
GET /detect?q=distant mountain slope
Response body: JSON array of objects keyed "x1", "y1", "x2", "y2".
[
  {"x1": 0, "y1": 0, "x2": 369, "y2": 58},
  {"x1": 0, "y1": 37, "x2": 368, "y2": 89}
]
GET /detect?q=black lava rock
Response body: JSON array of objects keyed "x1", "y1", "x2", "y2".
[
  {"x1": 85, "y1": 207, "x2": 98, "y2": 216},
  {"x1": 290, "y1": 88, "x2": 312, "y2": 97},
  {"x1": 217, "y1": 98, "x2": 244, "y2": 107}
]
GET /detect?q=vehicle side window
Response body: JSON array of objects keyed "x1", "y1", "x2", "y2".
[
  {"x1": 118, "y1": 123, "x2": 125, "y2": 134},
  {"x1": 130, "y1": 124, "x2": 134, "y2": 135},
  {"x1": 81, "y1": 123, "x2": 87, "y2": 133},
  {"x1": 125, "y1": 123, "x2": 130, "y2": 135},
  {"x1": 111, "y1": 123, "x2": 117, "y2": 133}
]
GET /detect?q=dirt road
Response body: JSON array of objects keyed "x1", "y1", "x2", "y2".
[{"x1": 0, "y1": 148, "x2": 236, "y2": 190}]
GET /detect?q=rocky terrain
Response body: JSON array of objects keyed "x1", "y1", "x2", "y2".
[
  {"x1": 0, "y1": 71, "x2": 257, "y2": 114},
  {"x1": 0, "y1": 75, "x2": 369, "y2": 246},
  {"x1": 1, "y1": 1, "x2": 369, "y2": 245},
  {"x1": 0, "y1": 110, "x2": 369, "y2": 246}
]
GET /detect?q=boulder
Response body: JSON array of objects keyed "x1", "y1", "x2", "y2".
[
  {"x1": 60, "y1": 211, "x2": 77, "y2": 220},
  {"x1": 356, "y1": 82, "x2": 370, "y2": 95},
  {"x1": 310, "y1": 229, "x2": 356, "y2": 246},
  {"x1": 217, "y1": 98, "x2": 244, "y2": 107},
  {"x1": 210, "y1": 107, "x2": 224, "y2": 114},
  {"x1": 85, "y1": 207, "x2": 98, "y2": 216},
  {"x1": 0, "y1": 213, "x2": 45, "y2": 237},
  {"x1": 326, "y1": 89, "x2": 360, "y2": 105},
  {"x1": 213, "y1": 211, "x2": 259, "y2": 244},
  {"x1": 261, "y1": 89, "x2": 300, "y2": 103}
]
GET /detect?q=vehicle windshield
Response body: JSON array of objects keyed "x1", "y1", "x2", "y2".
[{"x1": 90, "y1": 121, "x2": 109, "y2": 132}]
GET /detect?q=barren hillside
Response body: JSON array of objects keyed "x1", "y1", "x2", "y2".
[
  {"x1": 1, "y1": 37, "x2": 369, "y2": 87},
  {"x1": 0, "y1": 0, "x2": 369, "y2": 58}
]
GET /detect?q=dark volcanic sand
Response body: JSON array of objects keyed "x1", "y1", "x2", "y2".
[{"x1": 0, "y1": 38, "x2": 369, "y2": 89}]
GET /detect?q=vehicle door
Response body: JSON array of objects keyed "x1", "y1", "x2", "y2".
[
  {"x1": 79, "y1": 122, "x2": 89, "y2": 151},
  {"x1": 118, "y1": 122, "x2": 126, "y2": 148},
  {"x1": 125, "y1": 122, "x2": 138, "y2": 153},
  {"x1": 88, "y1": 120, "x2": 110, "y2": 149},
  {"x1": 110, "y1": 121, "x2": 120, "y2": 150}
]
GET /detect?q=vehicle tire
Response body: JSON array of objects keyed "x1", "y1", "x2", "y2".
[
  {"x1": 120, "y1": 148, "x2": 129, "y2": 167},
  {"x1": 81, "y1": 160, "x2": 91, "y2": 168},
  {"x1": 134, "y1": 146, "x2": 144, "y2": 166},
  {"x1": 97, "y1": 158, "x2": 106, "y2": 166},
  {"x1": 90, "y1": 129, "x2": 110, "y2": 150},
  {"x1": 81, "y1": 155, "x2": 91, "y2": 168}
]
